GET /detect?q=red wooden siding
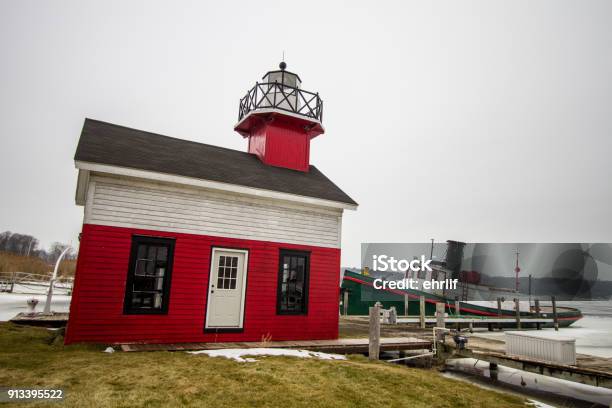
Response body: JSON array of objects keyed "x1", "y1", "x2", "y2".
[
  {"x1": 246, "y1": 116, "x2": 311, "y2": 172},
  {"x1": 65, "y1": 223, "x2": 341, "y2": 344}
]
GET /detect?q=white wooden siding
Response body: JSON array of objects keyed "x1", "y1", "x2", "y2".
[{"x1": 85, "y1": 175, "x2": 343, "y2": 248}]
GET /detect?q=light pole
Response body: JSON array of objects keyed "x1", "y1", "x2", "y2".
[{"x1": 43, "y1": 246, "x2": 71, "y2": 314}]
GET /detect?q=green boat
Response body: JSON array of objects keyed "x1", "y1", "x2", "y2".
[{"x1": 340, "y1": 269, "x2": 583, "y2": 328}]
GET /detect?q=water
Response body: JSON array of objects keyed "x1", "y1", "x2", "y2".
[
  {"x1": 468, "y1": 301, "x2": 612, "y2": 358},
  {"x1": 0, "y1": 283, "x2": 71, "y2": 321}
]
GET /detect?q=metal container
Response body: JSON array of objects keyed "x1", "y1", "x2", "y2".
[{"x1": 505, "y1": 331, "x2": 576, "y2": 365}]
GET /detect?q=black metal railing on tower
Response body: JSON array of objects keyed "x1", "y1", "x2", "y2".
[{"x1": 238, "y1": 82, "x2": 323, "y2": 122}]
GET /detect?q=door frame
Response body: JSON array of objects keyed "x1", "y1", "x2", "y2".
[{"x1": 204, "y1": 247, "x2": 249, "y2": 331}]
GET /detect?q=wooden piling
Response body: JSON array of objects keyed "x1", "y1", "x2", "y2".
[
  {"x1": 369, "y1": 301, "x2": 381, "y2": 360},
  {"x1": 514, "y1": 298, "x2": 521, "y2": 329},
  {"x1": 534, "y1": 299, "x2": 541, "y2": 330},
  {"x1": 435, "y1": 303, "x2": 446, "y2": 329},
  {"x1": 419, "y1": 296, "x2": 425, "y2": 329},
  {"x1": 404, "y1": 294, "x2": 409, "y2": 317},
  {"x1": 497, "y1": 297, "x2": 502, "y2": 330},
  {"x1": 454, "y1": 298, "x2": 461, "y2": 330},
  {"x1": 343, "y1": 290, "x2": 349, "y2": 316},
  {"x1": 551, "y1": 296, "x2": 559, "y2": 331},
  {"x1": 489, "y1": 362, "x2": 499, "y2": 381}
]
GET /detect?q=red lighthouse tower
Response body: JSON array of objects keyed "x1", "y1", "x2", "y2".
[{"x1": 234, "y1": 62, "x2": 324, "y2": 172}]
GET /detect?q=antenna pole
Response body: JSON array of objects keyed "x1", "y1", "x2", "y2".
[{"x1": 430, "y1": 239, "x2": 434, "y2": 260}]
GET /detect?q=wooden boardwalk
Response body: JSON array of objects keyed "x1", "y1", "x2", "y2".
[{"x1": 121, "y1": 336, "x2": 432, "y2": 354}]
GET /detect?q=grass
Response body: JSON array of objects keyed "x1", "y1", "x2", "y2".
[
  {"x1": 0, "y1": 251, "x2": 75, "y2": 276},
  {"x1": 0, "y1": 323, "x2": 527, "y2": 408}
]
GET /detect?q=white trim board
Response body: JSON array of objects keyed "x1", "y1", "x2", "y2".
[
  {"x1": 85, "y1": 175, "x2": 342, "y2": 248},
  {"x1": 234, "y1": 109, "x2": 324, "y2": 131},
  {"x1": 75, "y1": 160, "x2": 357, "y2": 211}
]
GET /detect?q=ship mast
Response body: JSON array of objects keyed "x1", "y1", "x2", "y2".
[{"x1": 514, "y1": 248, "x2": 521, "y2": 292}]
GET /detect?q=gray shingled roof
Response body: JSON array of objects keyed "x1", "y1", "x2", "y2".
[{"x1": 74, "y1": 119, "x2": 357, "y2": 206}]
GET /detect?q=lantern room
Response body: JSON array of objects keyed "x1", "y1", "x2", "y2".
[{"x1": 234, "y1": 62, "x2": 324, "y2": 172}]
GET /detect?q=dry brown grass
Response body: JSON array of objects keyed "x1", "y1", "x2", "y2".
[
  {"x1": 0, "y1": 252, "x2": 76, "y2": 277},
  {"x1": 0, "y1": 323, "x2": 527, "y2": 408}
]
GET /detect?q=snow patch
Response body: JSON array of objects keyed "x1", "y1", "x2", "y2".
[
  {"x1": 103, "y1": 347, "x2": 115, "y2": 353},
  {"x1": 526, "y1": 400, "x2": 556, "y2": 408},
  {"x1": 188, "y1": 347, "x2": 346, "y2": 363}
]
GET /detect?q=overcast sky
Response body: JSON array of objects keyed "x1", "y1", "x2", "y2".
[{"x1": 1, "y1": 0, "x2": 611, "y2": 266}]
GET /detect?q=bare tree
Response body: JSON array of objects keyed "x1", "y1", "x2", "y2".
[
  {"x1": 0, "y1": 231, "x2": 12, "y2": 251},
  {"x1": 48, "y1": 242, "x2": 74, "y2": 263},
  {"x1": 0, "y1": 230, "x2": 74, "y2": 262}
]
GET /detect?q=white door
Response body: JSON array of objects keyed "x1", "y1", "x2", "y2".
[{"x1": 205, "y1": 248, "x2": 248, "y2": 329}]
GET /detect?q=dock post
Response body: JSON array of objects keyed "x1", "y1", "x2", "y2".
[
  {"x1": 497, "y1": 297, "x2": 503, "y2": 330},
  {"x1": 435, "y1": 302, "x2": 446, "y2": 329},
  {"x1": 489, "y1": 362, "x2": 499, "y2": 381},
  {"x1": 454, "y1": 297, "x2": 461, "y2": 330},
  {"x1": 551, "y1": 296, "x2": 559, "y2": 331},
  {"x1": 404, "y1": 294, "x2": 409, "y2": 317},
  {"x1": 419, "y1": 296, "x2": 425, "y2": 329},
  {"x1": 534, "y1": 299, "x2": 541, "y2": 330},
  {"x1": 514, "y1": 298, "x2": 521, "y2": 329},
  {"x1": 369, "y1": 301, "x2": 381, "y2": 360},
  {"x1": 343, "y1": 290, "x2": 349, "y2": 316}
]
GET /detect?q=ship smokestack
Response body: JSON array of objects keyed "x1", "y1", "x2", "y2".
[{"x1": 445, "y1": 240, "x2": 466, "y2": 279}]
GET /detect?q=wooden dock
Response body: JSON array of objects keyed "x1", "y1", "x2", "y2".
[
  {"x1": 121, "y1": 336, "x2": 432, "y2": 354},
  {"x1": 397, "y1": 317, "x2": 554, "y2": 325},
  {"x1": 10, "y1": 312, "x2": 69, "y2": 327}
]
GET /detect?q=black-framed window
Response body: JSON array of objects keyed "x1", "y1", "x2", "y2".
[
  {"x1": 277, "y1": 250, "x2": 310, "y2": 315},
  {"x1": 124, "y1": 236, "x2": 175, "y2": 314}
]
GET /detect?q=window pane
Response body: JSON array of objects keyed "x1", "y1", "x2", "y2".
[
  {"x1": 137, "y1": 245, "x2": 147, "y2": 259},
  {"x1": 156, "y1": 246, "x2": 168, "y2": 262},
  {"x1": 147, "y1": 246, "x2": 157, "y2": 261},
  {"x1": 135, "y1": 259, "x2": 148, "y2": 276},
  {"x1": 133, "y1": 276, "x2": 155, "y2": 292}
]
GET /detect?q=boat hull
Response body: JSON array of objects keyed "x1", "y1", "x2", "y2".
[{"x1": 340, "y1": 271, "x2": 582, "y2": 327}]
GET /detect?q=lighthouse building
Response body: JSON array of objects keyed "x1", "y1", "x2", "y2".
[{"x1": 65, "y1": 63, "x2": 357, "y2": 344}]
